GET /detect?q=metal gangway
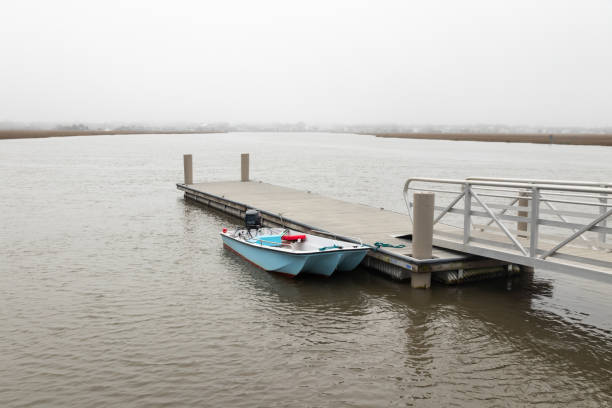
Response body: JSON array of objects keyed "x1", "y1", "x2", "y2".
[{"x1": 404, "y1": 177, "x2": 612, "y2": 280}]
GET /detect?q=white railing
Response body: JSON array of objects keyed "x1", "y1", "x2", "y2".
[
  {"x1": 466, "y1": 177, "x2": 612, "y2": 248},
  {"x1": 465, "y1": 177, "x2": 612, "y2": 189},
  {"x1": 403, "y1": 178, "x2": 612, "y2": 275}
]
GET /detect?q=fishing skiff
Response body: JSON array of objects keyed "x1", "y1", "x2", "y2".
[{"x1": 221, "y1": 227, "x2": 369, "y2": 277}]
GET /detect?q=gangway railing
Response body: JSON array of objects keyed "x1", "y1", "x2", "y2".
[
  {"x1": 465, "y1": 177, "x2": 612, "y2": 189},
  {"x1": 466, "y1": 177, "x2": 612, "y2": 247},
  {"x1": 403, "y1": 178, "x2": 612, "y2": 279}
]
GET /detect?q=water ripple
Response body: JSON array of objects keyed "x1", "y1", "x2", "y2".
[{"x1": 1, "y1": 133, "x2": 611, "y2": 407}]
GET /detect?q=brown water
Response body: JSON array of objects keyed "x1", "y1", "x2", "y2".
[{"x1": 1, "y1": 133, "x2": 611, "y2": 407}]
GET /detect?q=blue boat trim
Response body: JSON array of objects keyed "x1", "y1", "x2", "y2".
[
  {"x1": 223, "y1": 242, "x2": 297, "y2": 278},
  {"x1": 247, "y1": 234, "x2": 283, "y2": 247}
]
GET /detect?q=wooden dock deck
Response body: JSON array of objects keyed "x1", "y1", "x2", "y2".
[{"x1": 177, "y1": 181, "x2": 513, "y2": 285}]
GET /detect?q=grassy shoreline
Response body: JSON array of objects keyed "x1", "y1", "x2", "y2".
[
  {"x1": 2, "y1": 129, "x2": 612, "y2": 146},
  {"x1": 373, "y1": 132, "x2": 612, "y2": 146},
  {"x1": 0, "y1": 129, "x2": 223, "y2": 140}
]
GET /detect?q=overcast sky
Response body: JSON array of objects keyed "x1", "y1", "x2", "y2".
[{"x1": 1, "y1": 0, "x2": 611, "y2": 126}]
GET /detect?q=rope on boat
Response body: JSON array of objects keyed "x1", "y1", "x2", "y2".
[
  {"x1": 370, "y1": 242, "x2": 406, "y2": 251},
  {"x1": 319, "y1": 242, "x2": 405, "y2": 251}
]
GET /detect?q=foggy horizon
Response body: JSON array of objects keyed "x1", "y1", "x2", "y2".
[{"x1": 2, "y1": 0, "x2": 611, "y2": 127}]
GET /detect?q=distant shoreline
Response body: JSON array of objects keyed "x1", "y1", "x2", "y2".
[
  {"x1": 0, "y1": 129, "x2": 224, "y2": 140},
  {"x1": 373, "y1": 132, "x2": 612, "y2": 146},
  {"x1": 3, "y1": 130, "x2": 612, "y2": 146}
]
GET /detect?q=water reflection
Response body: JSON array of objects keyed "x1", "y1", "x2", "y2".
[
  {"x1": 207, "y1": 195, "x2": 611, "y2": 401},
  {"x1": 180, "y1": 183, "x2": 612, "y2": 405}
]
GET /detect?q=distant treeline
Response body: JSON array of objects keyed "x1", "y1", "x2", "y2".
[{"x1": 374, "y1": 133, "x2": 612, "y2": 146}]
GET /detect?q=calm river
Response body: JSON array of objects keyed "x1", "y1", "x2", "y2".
[{"x1": 1, "y1": 132, "x2": 611, "y2": 407}]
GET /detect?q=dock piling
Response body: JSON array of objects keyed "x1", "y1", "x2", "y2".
[
  {"x1": 183, "y1": 154, "x2": 193, "y2": 185},
  {"x1": 241, "y1": 153, "x2": 249, "y2": 182},
  {"x1": 412, "y1": 192, "x2": 435, "y2": 288}
]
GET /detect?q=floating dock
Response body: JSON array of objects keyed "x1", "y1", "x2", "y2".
[
  {"x1": 177, "y1": 180, "x2": 514, "y2": 286},
  {"x1": 178, "y1": 154, "x2": 612, "y2": 285}
]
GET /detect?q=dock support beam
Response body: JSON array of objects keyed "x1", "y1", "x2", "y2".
[
  {"x1": 183, "y1": 154, "x2": 193, "y2": 185},
  {"x1": 412, "y1": 192, "x2": 435, "y2": 288},
  {"x1": 518, "y1": 191, "x2": 529, "y2": 238},
  {"x1": 241, "y1": 153, "x2": 249, "y2": 182}
]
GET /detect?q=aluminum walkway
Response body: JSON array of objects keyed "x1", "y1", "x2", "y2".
[{"x1": 404, "y1": 177, "x2": 612, "y2": 281}]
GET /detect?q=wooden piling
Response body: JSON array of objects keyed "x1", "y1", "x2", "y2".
[
  {"x1": 413, "y1": 192, "x2": 435, "y2": 259},
  {"x1": 412, "y1": 192, "x2": 435, "y2": 288},
  {"x1": 241, "y1": 153, "x2": 249, "y2": 182},
  {"x1": 183, "y1": 154, "x2": 193, "y2": 185}
]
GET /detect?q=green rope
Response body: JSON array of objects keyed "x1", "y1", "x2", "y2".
[
  {"x1": 319, "y1": 244, "x2": 342, "y2": 251},
  {"x1": 371, "y1": 242, "x2": 406, "y2": 251},
  {"x1": 319, "y1": 242, "x2": 405, "y2": 251}
]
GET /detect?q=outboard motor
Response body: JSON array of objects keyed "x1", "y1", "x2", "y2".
[{"x1": 245, "y1": 209, "x2": 262, "y2": 229}]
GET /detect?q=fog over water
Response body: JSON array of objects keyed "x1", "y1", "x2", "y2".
[{"x1": 2, "y1": 0, "x2": 612, "y2": 126}]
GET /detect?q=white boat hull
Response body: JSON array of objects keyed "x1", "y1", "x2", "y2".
[{"x1": 221, "y1": 228, "x2": 369, "y2": 277}]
